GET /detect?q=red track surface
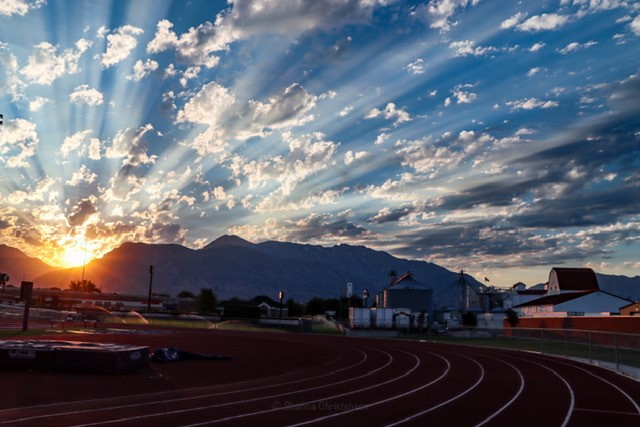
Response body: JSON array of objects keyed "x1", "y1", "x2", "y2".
[{"x1": 1, "y1": 328, "x2": 639, "y2": 426}]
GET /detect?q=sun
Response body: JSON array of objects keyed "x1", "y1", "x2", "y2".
[{"x1": 61, "y1": 246, "x2": 88, "y2": 269}]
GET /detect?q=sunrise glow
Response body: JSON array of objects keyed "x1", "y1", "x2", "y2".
[{"x1": 1, "y1": 1, "x2": 639, "y2": 286}]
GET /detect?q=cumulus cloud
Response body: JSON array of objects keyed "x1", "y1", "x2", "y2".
[
  {"x1": 99, "y1": 25, "x2": 144, "y2": 68},
  {"x1": 558, "y1": 40, "x2": 597, "y2": 54},
  {"x1": 344, "y1": 150, "x2": 371, "y2": 165},
  {"x1": 69, "y1": 84, "x2": 104, "y2": 106},
  {"x1": 405, "y1": 58, "x2": 425, "y2": 74},
  {"x1": 148, "y1": 0, "x2": 388, "y2": 66},
  {"x1": 506, "y1": 98, "x2": 559, "y2": 110},
  {"x1": 449, "y1": 40, "x2": 496, "y2": 56},
  {"x1": 126, "y1": 59, "x2": 159, "y2": 81},
  {"x1": 60, "y1": 130, "x2": 92, "y2": 158},
  {"x1": 178, "y1": 82, "x2": 317, "y2": 144},
  {"x1": 21, "y1": 39, "x2": 91, "y2": 85},
  {"x1": 529, "y1": 42, "x2": 546, "y2": 52},
  {"x1": 230, "y1": 132, "x2": 339, "y2": 211},
  {"x1": 29, "y1": 96, "x2": 50, "y2": 111},
  {"x1": 500, "y1": 12, "x2": 527, "y2": 29},
  {"x1": 414, "y1": 0, "x2": 481, "y2": 31},
  {"x1": 527, "y1": 67, "x2": 545, "y2": 77},
  {"x1": 631, "y1": 16, "x2": 640, "y2": 35},
  {"x1": 147, "y1": 20, "x2": 221, "y2": 68},
  {"x1": 365, "y1": 103, "x2": 411, "y2": 127},
  {"x1": 0, "y1": 0, "x2": 44, "y2": 17},
  {"x1": 516, "y1": 13, "x2": 571, "y2": 32},
  {"x1": 67, "y1": 198, "x2": 97, "y2": 227},
  {"x1": 0, "y1": 118, "x2": 39, "y2": 168},
  {"x1": 451, "y1": 84, "x2": 477, "y2": 104},
  {"x1": 66, "y1": 165, "x2": 97, "y2": 186}
]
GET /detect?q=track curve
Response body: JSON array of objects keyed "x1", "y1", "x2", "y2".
[{"x1": 0, "y1": 329, "x2": 638, "y2": 426}]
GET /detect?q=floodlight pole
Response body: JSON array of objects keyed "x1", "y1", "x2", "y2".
[{"x1": 278, "y1": 290, "x2": 284, "y2": 317}]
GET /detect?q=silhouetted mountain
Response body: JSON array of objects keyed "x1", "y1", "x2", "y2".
[
  {"x1": 10, "y1": 238, "x2": 639, "y2": 302},
  {"x1": 202, "y1": 234, "x2": 255, "y2": 250},
  {"x1": 31, "y1": 237, "x2": 482, "y2": 302},
  {"x1": 0, "y1": 245, "x2": 56, "y2": 285}
]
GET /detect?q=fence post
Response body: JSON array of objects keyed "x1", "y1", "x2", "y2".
[
  {"x1": 614, "y1": 334, "x2": 619, "y2": 371},
  {"x1": 540, "y1": 329, "x2": 544, "y2": 354},
  {"x1": 588, "y1": 331, "x2": 592, "y2": 363}
]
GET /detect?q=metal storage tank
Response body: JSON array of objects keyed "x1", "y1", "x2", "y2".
[
  {"x1": 383, "y1": 271, "x2": 433, "y2": 318},
  {"x1": 371, "y1": 307, "x2": 393, "y2": 328},
  {"x1": 349, "y1": 307, "x2": 371, "y2": 328}
]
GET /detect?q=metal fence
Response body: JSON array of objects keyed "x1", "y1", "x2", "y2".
[
  {"x1": 2, "y1": 306, "x2": 638, "y2": 378},
  {"x1": 427, "y1": 326, "x2": 640, "y2": 378}
]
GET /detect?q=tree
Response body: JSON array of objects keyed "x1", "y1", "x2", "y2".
[
  {"x1": 177, "y1": 290, "x2": 195, "y2": 299},
  {"x1": 197, "y1": 288, "x2": 218, "y2": 314},
  {"x1": 69, "y1": 280, "x2": 101, "y2": 293},
  {"x1": 505, "y1": 308, "x2": 519, "y2": 327},
  {"x1": 306, "y1": 297, "x2": 326, "y2": 315},
  {"x1": 286, "y1": 298, "x2": 304, "y2": 317}
]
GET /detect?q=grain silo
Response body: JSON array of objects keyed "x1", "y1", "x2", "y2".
[{"x1": 382, "y1": 271, "x2": 433, "y2": 316}]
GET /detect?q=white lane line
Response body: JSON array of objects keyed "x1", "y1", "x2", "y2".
[
  {"x1": 474, "y1": 356, "x2": 525, "y2": 427},
  {"x1": 492, "y1": 351, "x2": 576, "y2": 427},
  {"x1": 66, "y1": 346, "x2": 396, "y2": 427},
  {"x1": 0, "y1": 345, "x2": 369, "y2": 425},
  {"x1": 285, "y1": 350, "x2": 451, "y2": 427},
  {"x1": 523, "y1": 352, "x2": 640, "y2": 415},
  {"x1": 184, "y1": 349, "x2": 426, "y2": 427},
  {"x1": 385, "y1": 352, "x2": 484, "y2": 426}
]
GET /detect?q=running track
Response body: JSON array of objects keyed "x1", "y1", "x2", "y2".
[{"x1": 0, "y1": 329, "x2": 639, "y2": 426}]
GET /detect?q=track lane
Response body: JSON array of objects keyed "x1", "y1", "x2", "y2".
[{"x1": 1, "y1": 330, "x2": 638, "y2": 426}]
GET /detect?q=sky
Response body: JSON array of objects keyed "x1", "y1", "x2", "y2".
[{"x1": 1, "y1": 0, "x2": 639, "y2": 288}]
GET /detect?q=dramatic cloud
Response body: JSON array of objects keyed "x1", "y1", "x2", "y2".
[
  {"x1": 99, "y1": 25, "x2": 144, "y2": 68},
  {"x1": 0, "y1": 118, "x2": 39, "y2": 167},
  {"x1": 21, "y1": 39, "x2": 91, "y2": 85},
  {"x1": 2, "y1": 0, "x2": 640, "y2": 283},
  {"x1": 69, "y1": 84, "x2": 104, "y2": 106}
]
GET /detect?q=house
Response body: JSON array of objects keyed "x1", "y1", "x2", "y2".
[
  {"x1": 515, "y1": 290, "x2": 632, "y2": 317},
  {"x1": 250, "y1": 295, "x2": 288, "y2": 317},
  {"x1": 620, "y1": 302, "x2": 640, "y2": 316}
]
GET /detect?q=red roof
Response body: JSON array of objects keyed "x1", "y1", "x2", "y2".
[{"x1": 552, "y1": 268, "x2": 599, "y2": 291}]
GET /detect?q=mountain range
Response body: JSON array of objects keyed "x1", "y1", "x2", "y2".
[{"x1": 1, "y1": 236, "x2": 639, "y2": 303}]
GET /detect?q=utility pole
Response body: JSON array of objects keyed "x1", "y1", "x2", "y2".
[{"x1": 147, "y1": 265, "x2": 154, "y2": 312}]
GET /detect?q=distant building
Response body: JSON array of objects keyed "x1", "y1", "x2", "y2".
[
  {"x1": 620, "y1": 302, "x2": 640, "y2": 316},
  {"x1": 503, "y1": 282, "x2": 548, "y2": 309},
  {"x1": 548, "y1": 267, "x2": 599, "y2": 294},
  {"x1": 250, "y1": 295, "x2": 288, "y2": 317},
  {"x1": 0, "y1": 287, "x2": 194, "y2": 313},
  {"x1": 510, "y1": 267, "x2": 633, "y2": 317},
  {"x1": 515, "y1": 290, "x2": 632, "y2": 317},
  {"x1": 380, "y1": 271, "x2": 433, "y2": 316}
]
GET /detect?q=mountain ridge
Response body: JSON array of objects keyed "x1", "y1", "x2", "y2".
[{"x1": 1, "y1": 238, "x2": 639, "y2": 302}]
